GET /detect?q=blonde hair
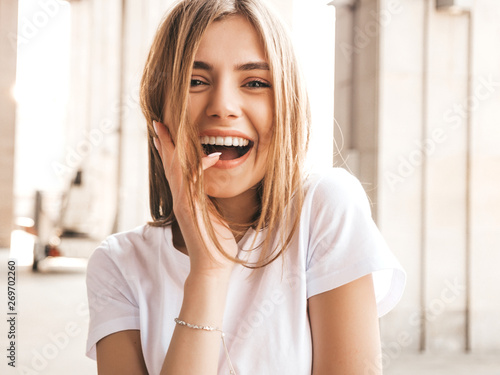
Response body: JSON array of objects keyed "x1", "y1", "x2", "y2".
[{"x1": 140, "y1": 0, "x2": 310, "y2": 268}]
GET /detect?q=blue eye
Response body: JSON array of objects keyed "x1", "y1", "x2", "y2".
[{"x1": 245, "y1": 80, "x2": 271, "y2": 88}]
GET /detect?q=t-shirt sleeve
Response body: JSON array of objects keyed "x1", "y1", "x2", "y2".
[
  {"x1": 85, "y1": 239, "x2": 140, "y2": 360},
  {"x1": 305, "y1": 168, "x2": 406, "y2": 317}
]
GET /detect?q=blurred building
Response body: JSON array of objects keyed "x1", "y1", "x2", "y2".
[
  {"x1": 0, "y1": 1, "x2": 18, "y2": 250},
  {"x1": 1, "y1": 0, "x2": 499, "y2": 361},
  {"x1": 333, "y1": 0, "x2": 500, "y2": 355}
]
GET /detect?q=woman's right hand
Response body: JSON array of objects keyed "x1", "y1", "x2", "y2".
[{"x1": 152, "y1": 121, "x2": 238, "y2": 278}]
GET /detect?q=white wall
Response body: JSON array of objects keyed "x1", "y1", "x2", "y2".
[
  {"x1": 333, "y1": 0, "x2": 500, "y2": 356},
  {"x1": 375, "y1": 0, "x2": 500, "y2": 354}
]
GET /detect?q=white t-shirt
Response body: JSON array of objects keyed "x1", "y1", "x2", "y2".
[{"x1": 85, "y1": 168, "x2": 406, "y2": 374}]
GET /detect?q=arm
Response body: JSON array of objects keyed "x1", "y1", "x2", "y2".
[
  {"x1": 94, "y1": 276, "x2": 230, "y2": 375},
  {"x1": 96, "y1": 330, "x2": 148, "y2": 375},
  {"x1": 308, "y1": 274, "x2": 382, "y2": 375},
  {"x1": 161, "y1": 272, "x2": 230, "y2": 374},
  {"x1": 94, "y1": 121, "x2": 235, "y2": 374},
  {"x1": 155, "y1": 121, "x2": 237, "y2": 375}
]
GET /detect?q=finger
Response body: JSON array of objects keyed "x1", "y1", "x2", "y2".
[
  {"x1": 201, "y1": 152, "x2": 221, "y2": 171},
  {"x1": 153, "y1": 131, "x2": 165, "y2": 162},
  {"x1": 153, "y1": 120, "x2": 175, "y2": 164},
  {"x1": 153, "y1": 137, "x2": 160, "y2": 155},
  {"x1": 162, "y1": 122, "x2": 176, "y2": 147}
]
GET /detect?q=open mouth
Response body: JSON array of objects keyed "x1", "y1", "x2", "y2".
[{"x1": 201, "y1": 136, "x2": 254, "y2": 161}]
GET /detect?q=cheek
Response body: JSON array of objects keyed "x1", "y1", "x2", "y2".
[
  {"x1": 251, "y1": 101, "x2": 274, "y2": 149},
  {"x1": 259, "y1": 125, "x2": 273, "y2": 150},
  {"x1": 188, "y1": 96, "x2": 206, "y2": 122}
]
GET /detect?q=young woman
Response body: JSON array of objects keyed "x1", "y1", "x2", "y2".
[{"x1": 85, "y1": 0, "x2": 406, "y2": 374}]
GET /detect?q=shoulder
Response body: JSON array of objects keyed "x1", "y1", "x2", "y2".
[
  {"x1": 87, "y1": 224, "x2": 165, "y2": 272},
  {"x1": 103, "y1": 223, "x2": 161, "y2": 254},
  {"x1": 302, "y1": 167, "x2": 371, "y2": 216}
]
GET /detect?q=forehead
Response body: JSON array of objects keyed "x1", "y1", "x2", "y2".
[{"x1": 194, "y1": 15, "x2": 267, "y2": 63}]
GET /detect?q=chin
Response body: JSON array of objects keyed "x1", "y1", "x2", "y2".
[
  {"x1": 204, "y1": 178, "x2": 257, "y2": 200},
  {"x1": 203, "y1": 167, "x2": 264, "y2": 200},
  {"x1": 205, "y1": 186, "x2": 245, "y2": 199}
]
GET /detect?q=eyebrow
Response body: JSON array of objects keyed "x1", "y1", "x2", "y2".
[{"x1": 193, "y1": 60, "x2": 270, "y2": 71}]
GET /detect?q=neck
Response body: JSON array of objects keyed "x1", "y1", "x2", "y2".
[
  {"x1": 172, "y1": 186, "x2": 260, "y2": 254},
  {"x1": 214, "y1": 187, "x2": 260, "y2": 241}
]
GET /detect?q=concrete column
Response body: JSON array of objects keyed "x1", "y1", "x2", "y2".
[
  {"x1": 0, "y1": 0, "x2": 19, "y2": 247},
  {"x1": 116, "y1": 0, "x2": 156, "y2": 232},
  {"x1": 87, "y1": 0, "x2": 122, "y2": 239},
  {"x1": 333, "y1": 2, "x2": 355, "y2": 171},
  {"x1": 377, "y1": 0, "x2": 424, "y2": 353},
  {"x1": 292, "y1": 0, "x2": 335, "y2": 172},
  {"x1": 352, "y1": 0, "x2": 381, "y2": 218},
  {"x1": 332, "y1": 0, "x2": 381, "y2": 217},
  {"x1": 469, "y1": 0, "x2": 500, "y2": 352},
  {"x1": 424, "y1": 3, "x2": 468, "y2": 352}
]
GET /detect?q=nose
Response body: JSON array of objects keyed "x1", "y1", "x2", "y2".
[{"x1": 205, "y1": 79, "x2": 241, "y2": 119}]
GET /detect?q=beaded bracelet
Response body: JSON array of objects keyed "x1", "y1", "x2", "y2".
[{"x1": 174, "y1": 317, "x2": 236, "y2": 374}]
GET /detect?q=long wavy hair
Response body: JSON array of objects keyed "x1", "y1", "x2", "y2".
[{"x1": 140, "y1": 0, "x2": 310, "y2": 268}]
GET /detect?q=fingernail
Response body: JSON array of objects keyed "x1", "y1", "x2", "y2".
[
  {"x1": 207, "y1": 152, "x2": 222, "y2": 158},
  {"x1": 152, "y1": 120, "x2": 158, "y2": 135}
]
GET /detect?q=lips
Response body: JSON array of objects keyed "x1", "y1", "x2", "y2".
[
  {"x1": 201, "y1": 136, "x2": 254, "y2": 160},
  {"x1": 202, "y1": 144, "x2": 253, "y2": 160},
  {"x1": 199, "y1": 130, "x2": 254, "y2": 168}
]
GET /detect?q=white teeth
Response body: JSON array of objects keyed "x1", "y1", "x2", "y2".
[{"x1": 200, "y1": 136, "x2": 250, "y2": 147}]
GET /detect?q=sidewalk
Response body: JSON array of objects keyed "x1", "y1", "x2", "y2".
[{"x1": 385, "y1": 352, "x2": 500, "y2": 375}]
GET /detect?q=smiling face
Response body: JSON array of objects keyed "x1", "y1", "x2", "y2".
[{"x1": 188, "y1": 15, "x2": 274, "y2": 200}]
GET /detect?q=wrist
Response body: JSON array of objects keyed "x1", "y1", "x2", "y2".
[{"x1": 180, "y1": 273, "x2": 230, "y2": 327}]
